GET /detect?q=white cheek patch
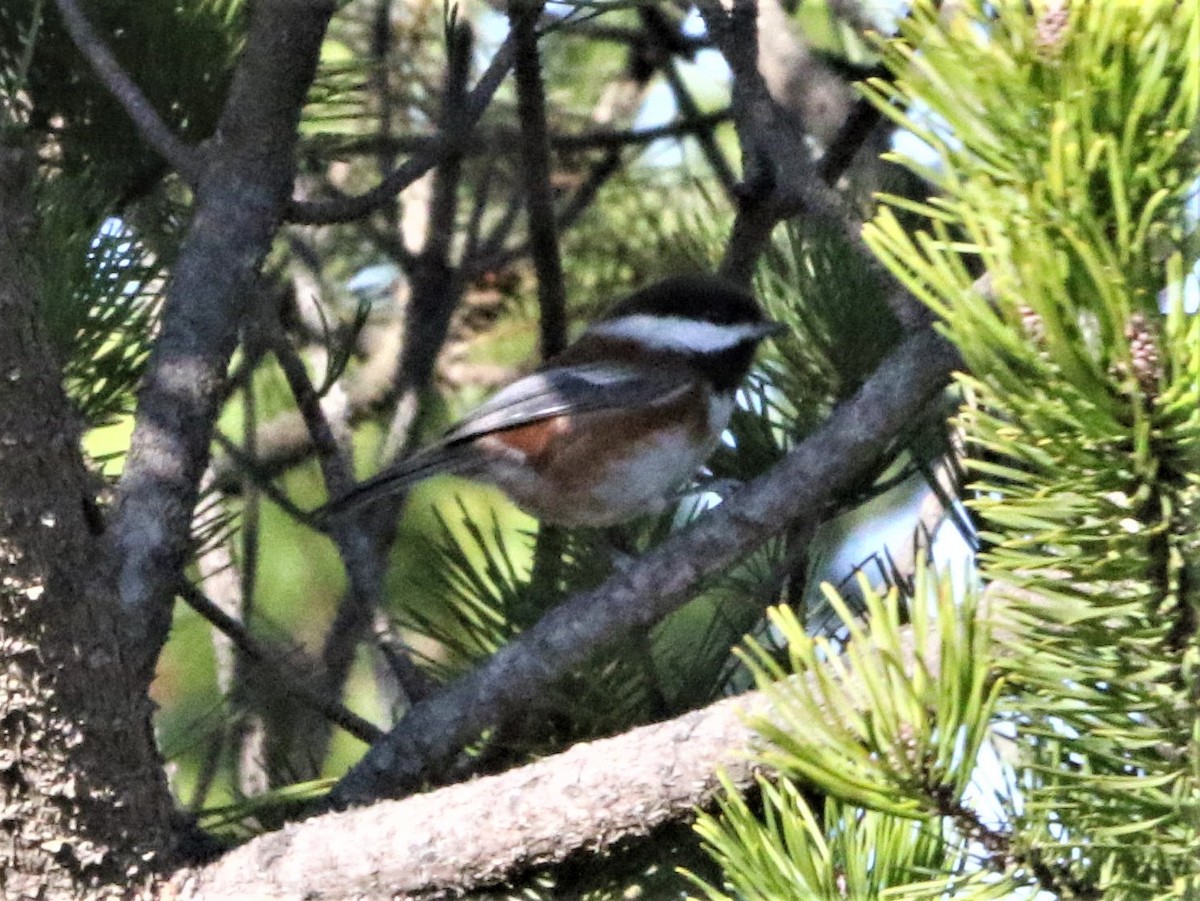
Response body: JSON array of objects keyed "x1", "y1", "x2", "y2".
[{"x1": 588, "y1": 315, "x2": 769, "y2": 354}]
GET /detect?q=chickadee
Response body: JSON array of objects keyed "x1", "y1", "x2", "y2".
[{"x1": 319, "y1": 274, "x2": 783, "y2": 527}]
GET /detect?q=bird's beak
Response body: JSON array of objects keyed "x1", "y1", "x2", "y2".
[{"x1": 755, "y1": 320, "x2": 788, "y2": 340}]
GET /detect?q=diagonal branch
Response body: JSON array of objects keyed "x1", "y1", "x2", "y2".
[
  {"x1": 328, "y1": 324, "x2": 964, "y2": 808},
  {"x1": 701, "y1": 0, "x2": 930, "y2": 334},
  {"x1": 817, "y1": 74, "x2": 887, "y2": 185},
  {"x1": 185, "y1": 683, "x2": 773, "y2": 899},
  {"x1": 111, "y1": 0, "x2": 337, "y2": 678},
  {"x1": 662, "y1": 60, "x2": 739, "y2": 198},
  {"x1": 269, "y1": 326, "x2": 391, "y2": 751},
  {"x1": 52, "y1": 0, "x2": 203, "y2": 183},
  {"x1": 182, "y1": 586, "x2": 966, "y2": 899},
  {"x1": 319, "y1": 24, "x2": 481, "y2": 735},
  {"x1": 269, "y1": 327, "x2": 356, "y2": 497},
  {"x1": 179, "y1": 582, "x2": 383, "y2": 744},
  {"x1": 286, "y1": 35, "x2": 514, "y2": 226}
]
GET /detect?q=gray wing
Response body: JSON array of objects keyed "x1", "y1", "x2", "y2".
[
  {"x1": 441, "y1": 362, "x2": 691, "y2": 446},
  {"x1": 316, "y1": 363, "x2": 689, "y2": 523}
]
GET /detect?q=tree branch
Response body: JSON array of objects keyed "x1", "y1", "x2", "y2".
[
  {"x1": 270, "y1": 328, "x2": 356, "y2": 497},
  {"x1": 328, "y1": 324, "x2": 963, "y2": 808},
  {"x1": 178, "y1": 582, "x2": 383, "y2": 744},
  {"x1": 662, "y1": 60, "x2": 739, "y2": 198},
  {"x1": 817, "y1": 77, "x2": 887, "y2": 185},
  {"x1": 269, "y1": 325, "x2": 393, "y2": 764},
  {"x1": 181, "y1": 589, "x2": 952, "y2": 899},
  {"x1": 313, "y1": 27, "x2": 484, "y2": 752},
  {"x1": 51, "y1": 0, "x2": 203, "y2": 183},
  {"x1": 212, "y1": 433, "x2": 317, "y2": 524},
  {"x1": 369, "y1": 0, "x2": 399, "y2": 229},
  {"x1": 701, "y1": 0, "x2": 930, "y2": 332},
  {"x1": 183, "y1": 687, "x2": 770, "y2": 899},
  {"x1": 511, "y1": 2, "x2": 568, "y2": 359},
  {"x1": 285, "y1": 35, "x2": 514, "y2": 225},
  {"x1": 111, "y1": 0, "x2": 337, "y2": 677},
  {"x1": 329, "y1": 109, "x2": 731, "y2": 158}
]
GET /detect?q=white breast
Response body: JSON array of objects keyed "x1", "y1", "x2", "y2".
[
  {"x1": 581, "y1": 389, "x2": 737, "y2": 524},
  {"x1": 482, "y1": 388, "x2": 739, "y2": 527}
]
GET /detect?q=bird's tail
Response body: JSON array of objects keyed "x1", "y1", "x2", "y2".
[{"x1": 313, "y1": 445, "x2": 478, "y2": 526}]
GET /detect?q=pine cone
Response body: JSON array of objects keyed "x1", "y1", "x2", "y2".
[{"x1": 1036, "y1": 2, "x2": 1071, "y2": 57}]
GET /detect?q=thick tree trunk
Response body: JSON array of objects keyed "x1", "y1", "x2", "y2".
[{"x1": 0, "y1": 138, "x2": 176, "y2": 897}]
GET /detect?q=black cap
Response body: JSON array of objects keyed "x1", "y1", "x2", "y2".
[{"x1": 603, "y1": 274, "x2": 768, "y2": 327}]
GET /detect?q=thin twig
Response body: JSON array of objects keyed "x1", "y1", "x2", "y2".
[
  {"x1": 52, "y1": 0, "x2": 202, "y2": 183},
  {"x1": 272, "y1": 313, "x2": 420, "y2": 788},
  {"x1": 662, "y1": 60, "x2": 739, "y2": 198},
  {"x1": 513, "y1": 1, "x2": 582, "y2": 602},
  {"x1": 270, "y1": 327, "x2": 390, "y2": 719},
  {"x1": 187, "y1": 730, "x2": 227, "y2": 813},
  {"x1": 370, "y1": 0, "x2": 398, "y2": 230},
  {"x1": 374, "y1": 613, "x2": 440, "y2": 705},
  {"x1": 178, "y1": 582, "x2": 383, "y2": 745},
  {"x1": 329, "y1": 109, "x2": 731, "y2": 159},
  {"x1": 270, "y1": 328, "x2": 356, "y2": 498},
  {"x1": 462, "y1": 155, "x2": 498, "y2": 263},
  {"x1": 378, "y1": 21, "x2": 474, "y2": 464},
  {"x1": 312, "y1": 26, "x2": 484, "y2": 746},
  {"x1": 931, "y1": 785, "x2": 1100, "y2": 898},
  {"x1": 326, "y1": 27, "x2": 486, "y2": 730},
  {"x1": 511, "y1": 2, "x2": 567, "y2": 358},
  {"x1": 286, "y1": 34, "x2": 514, "y2": 226},
  {"x1": 212, "y1": 433, "x2": 315, "y2": 525},
  {"x1": 555, "y1": 146, "x2": 624, "y2": 228},
  {"x1": 470, "y1": 188, "x2": 525, "y2": 268},
  {"x1": 817, "y1": 80, "x2": 886, "y2": 185}
]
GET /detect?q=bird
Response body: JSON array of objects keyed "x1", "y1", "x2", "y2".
[{"x1": 317, "y1": 274, "x2": 784, "y2": 528}]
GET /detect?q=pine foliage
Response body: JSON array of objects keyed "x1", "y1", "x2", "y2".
[
  {"x1": 694, "y1": 2, "x2": 1200, "y2": 898},
  {"x1": 1, "y1": 0, "x2": 245, "y2": 426},
  {"x1": 2, "y1": 0, "x2": 243, "y2": 194},
  {"x1": 692, "y1": 575, "x2": 993, "y2": 900},
  {"x1": 34, "y1": 183, "x2": 162, "y2": 425}
]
